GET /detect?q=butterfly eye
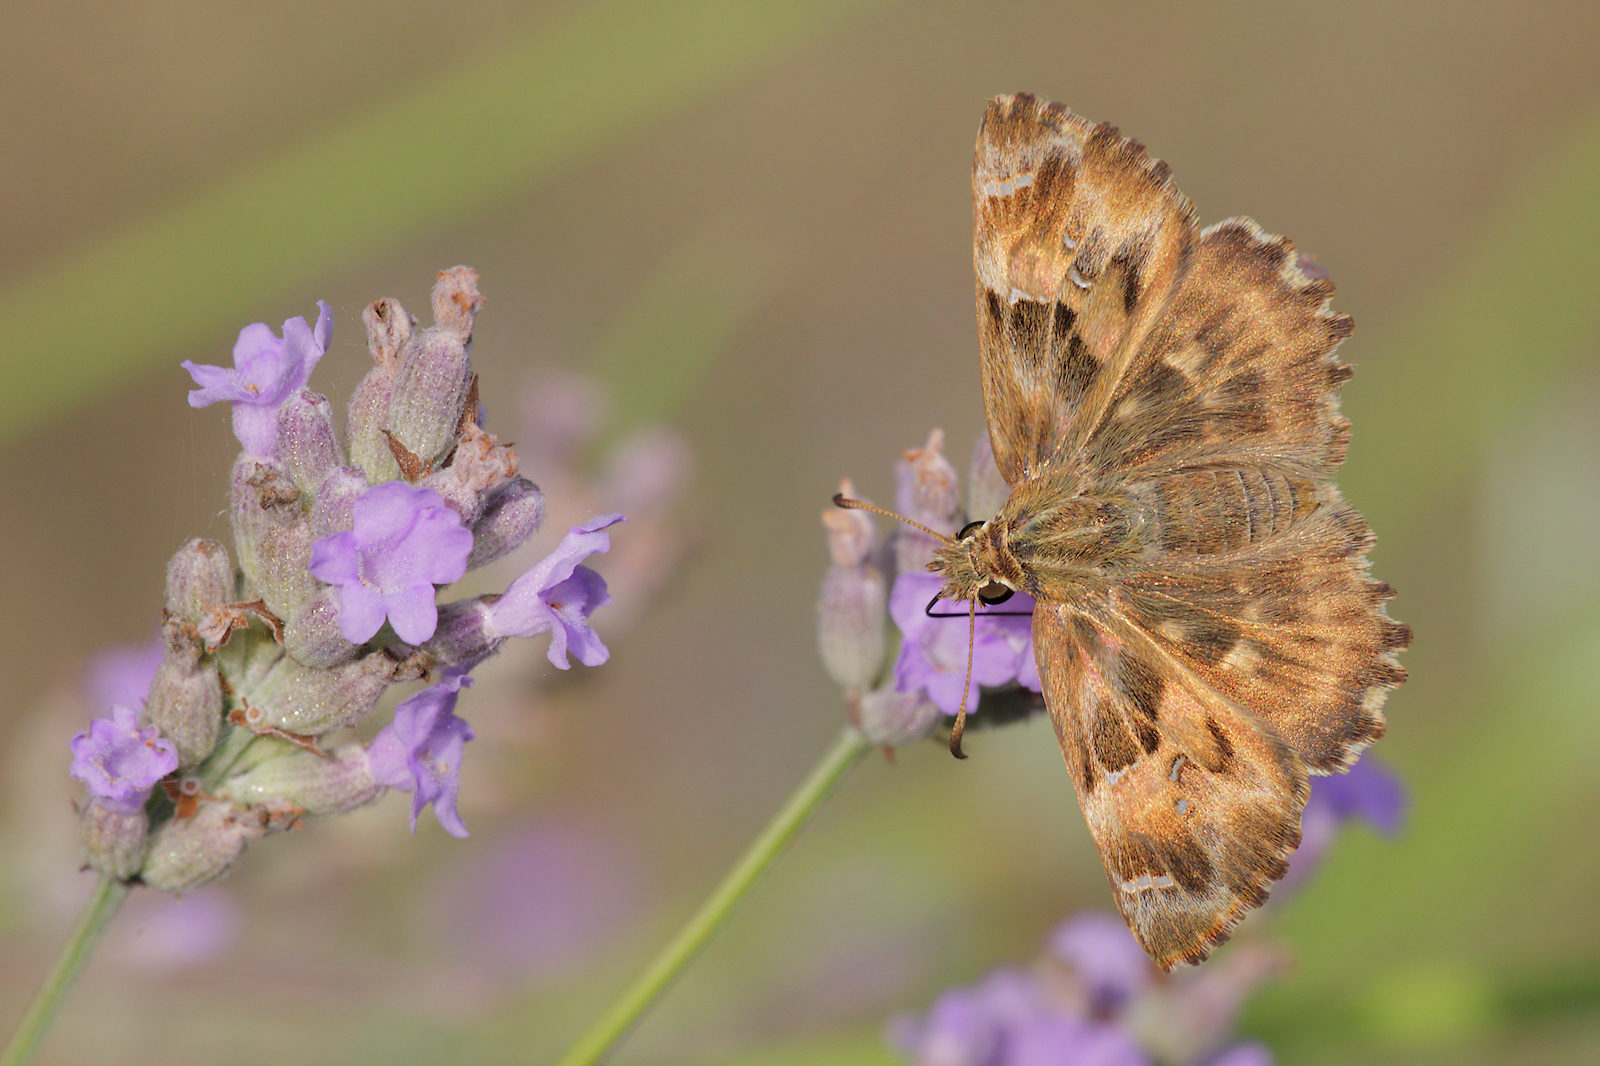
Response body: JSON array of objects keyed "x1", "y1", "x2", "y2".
[
  {"x1": 957, "y1": 520, "x2": 986, "y2": 540},
  {"x1": 978, "y1": 581, "x2": 1014, "y2": 606}
]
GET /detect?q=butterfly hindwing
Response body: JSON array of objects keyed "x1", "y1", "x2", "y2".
[
  {"x1": 1113, "y1": 503, "x2": 1409, "y2": 773},
  {"x1": 1032, "y1": 601, "x2": 1306, "y2": 969}
]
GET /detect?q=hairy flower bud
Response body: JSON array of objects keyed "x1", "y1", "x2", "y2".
[
  {"x1": 223, "y1": 744, "x2": 381, "y2": 815},
  {"x1": 141, "y1": 802, "x2": 259, "y2": 893},
  {"x1": 966, "y1": 431, "x2": 1010, "y2": 524},
  {"x1": 163, "y1": 538, "x2": 235, "y2": 628},
  {"x1": 817, "y1": 499, "x2": 887, "y2": 694},
  {"x1": 281, "y1": 591, "x2": 357, "y2": 669},
  {"x1": 276, "y1": 389, "x2": 344, "y2": 495},
  {"x1": 427, "y1": 599, "x2": 497, "y2": 666},
  {"x1": 384, "y1": 268, "x2": 481, "y2": 469},
  {"x1": 145, "y1": 620, "x2": 224, "y2": 767},
  {"x1": 81, "y1": 801, "x2": 148, "y2": 880},
  {"x1": 229, "y1": 457, "x2": 317, "y2": 619},
  {"x1": 309, "y1": 466, "x2": 369, "y2": 540},
  {"x1": 855, "y1": 688, "x2": 941, "y2": 747},
  {"x1": 420, "y1": 422, "x2": 518, "y2": 525},
  {"x1": 243, "y1": 649, "x2": 399, "y2": 735},
  {"x1": 466, "y1": 476, "x2": 545, "y2": 570},
  {"x1": 346, "y1": 298, "x2": 412, "y2": 483},
  {"x1": 894, "y1": 429, "x2": 961, "y2": 571}
]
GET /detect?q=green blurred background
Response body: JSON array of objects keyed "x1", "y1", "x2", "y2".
[{"x1": 3, "y1": 1, "x2": 1599, "y2": 1062}]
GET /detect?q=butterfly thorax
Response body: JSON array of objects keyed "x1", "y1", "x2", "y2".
[{"x1": 933, "y1": 474, "x2": 1148, "y2": 604}]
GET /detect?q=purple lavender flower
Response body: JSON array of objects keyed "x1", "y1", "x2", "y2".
[
  {"x1": 890, "y1": 572, "x2": 1038, "y2": 715},
  {"x1": 484, "y1": 514, "x2": 624, "y2": 668},
  {"x1": 309, "y1": 481, "x2": 475, "y2": 644},
  {"x1": 182, "y1": 301, "x2": 333, "y2": 458},
  {"x1": 366, "y1": 670, "x2": 476, "y2": 837},
  {"x1": 68, "y1": 706, "x2": 179, "y2": 815}
]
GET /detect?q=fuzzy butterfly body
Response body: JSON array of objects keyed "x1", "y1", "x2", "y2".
[{"x1": 933, "y1": 94, "x2": 1409, "y2": 969}]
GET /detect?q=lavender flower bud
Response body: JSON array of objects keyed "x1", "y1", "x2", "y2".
[
  {"x1": 223, "y1": 744, "x2": 381, "y2": 815},
  {"x1": 967, "y1": 431, "x2": 1010, "y2": 524},
  {"x1": 427, "y1": 599, "x2": 497, "y2": 667},
  {"x1": 80, "y1": 801, "x2": 148, "y2": 880},
  {"x1": 420, "y1": 422, "x2": 519, "y2": 525},
  {"x1": 280, "y1": 591, "x2": 357, "y2": 669},
  {"x1": 385, "y1": 268, "x2": 482, "y2": 470},
  {"x1": 855, "y1": 688, "x2": 940, "y2": 747},
  {"x1": 346, "y1": 298, "x2": 412, "y2": 483},
  {"x1": 364, "y1": 295, "x2": 414, "y2": 365},
  {"x1": 894, "y1": 429, "x2": 961, "y2": 571},
  {"x1": 348, "y1": 377, "x2": 400, "y2": 484},
  {"x1": 141, "y1": 802, "x2": 258, "y2": 893},
  {"x1": 145, "y1": 620, "x2": 224, "y2": 767},
  {"x1": 163, "y1": 538, "x2": 235, "y2": 628},
  {"x1": 466, "y1": 476, "x2": 544, "y2": 570},
  {"x1": 229, "y1": 456, "x2": 317, "y2": 620},
  {"x1": 309, "y1": 466, "x2": 370, "y2": 539},
  {"x1": 243, "y1": 649, "x2": 399, "y2": 735},
  {"x1": 818, "y1": 490, "x2": 886, "y2": 693},
  {"x1": 276, "y1": 389, "x2": 344, "y2": 495}
]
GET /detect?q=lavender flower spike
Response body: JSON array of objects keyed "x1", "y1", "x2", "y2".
[
  {"x1": 486, "y1": 514, "x2": 625, "y2": 668},
  {"x1": 366, "y1": 670, "x2": 476, "y2": 837},
  {"x1": 68, "y1": 705, "x2": 178, "y2": 815},
  {"x1": 182, "y1": 301, "x2": 333, "y2": 457},
  {"x1": 309, "y1": 481, "x2": 475, "y2": 644}
]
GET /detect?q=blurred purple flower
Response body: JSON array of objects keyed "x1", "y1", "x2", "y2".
[
  {"x1": 1009, "y1": 1016, "x2": 1149, "y2": 1066},
  {"x1": 1309, "y1": 755, "x2": 1405, "y2": 834},
  {"x1": 890, "y1": 572, "x2": 1038, "y2": 714},
  {"x1": 68, "y1": 706, "x2": 178, "y2": 815},
  {"x1": 86, "y1": 639, "x2": 163, "y2": 711},
  {"x1": 105, "y1": 887, "x2": 240, "y2": 972},
  {"x1": 1048, "y1": 913, "x2": 1150, "y2": 1017},
  {"x1": 486, "y1": 514, "x2": 624, "y2": 668},
  {"x1": 1284, "y1": 755, "x2": 1405, "y2": 889},
  {"x1": 427, "y1": 820, "x2": 643, "y2": 983},
  {"x1": 892, "y1": 914, "x2": 1277, "y2": 1066},
  {"x1": 366, "y1": 671, "x2": 475, "y2": 837},
  {"x1": 1206, "y1": 1044, "x2": 1274, "y2": 1066},
  {"x1": 309, "y1": 481, "x2": 474, "y2": 644},
  {"x1": 182, "y1": 301, "x2": 332, "y2": 457},
  {"x1": 890, "y1": 968, "x2": 1039, "y2": 1066}
]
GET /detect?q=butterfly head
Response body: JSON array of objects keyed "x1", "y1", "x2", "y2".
[{"x1": 931, "y1": 519, "x2": 1019, "y2": 608}]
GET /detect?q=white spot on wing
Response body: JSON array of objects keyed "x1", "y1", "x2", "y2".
[
  {"x1": 982, "y1": 172, "x2": 1035, "y2": 199},
  {"x1": 1118, "y1": 873, "x2": 1177, "y2": 893}
]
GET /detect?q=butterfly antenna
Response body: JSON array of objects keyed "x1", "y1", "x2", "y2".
[
  {"x1": 832, "y1": 494, "x2": 957, "y2": 546},
  {"x1": 947, "y1": 595, "x2": 977, "y2": 759}
]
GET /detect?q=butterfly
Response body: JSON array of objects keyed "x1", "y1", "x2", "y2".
[{"x1": 847, "y1": 94, "x2": 1410, "y2": 968}]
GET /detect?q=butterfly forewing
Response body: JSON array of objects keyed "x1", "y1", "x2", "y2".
[
  {"x1": 969, "y1": 93, "x2": 1409, "y2": 967},
  {"x1": 973, "y1": 93, "x2": 1197, "y2": 484}
]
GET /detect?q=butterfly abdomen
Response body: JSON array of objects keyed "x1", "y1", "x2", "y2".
[{"x1": 1136, "y1": 465, "x2": 1327, "y2": 556}]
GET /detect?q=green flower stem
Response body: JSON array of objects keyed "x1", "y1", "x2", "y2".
[
  {"x1": 1, "y1": 875, "x2": 129, "y2": 1066},
  {"x1": 554, "y1": 726, "x2": 872, "y2": 1066}
]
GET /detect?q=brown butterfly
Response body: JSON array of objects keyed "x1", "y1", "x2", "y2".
[{"x1": 845, "y1": 94, "x2": 1409, "y2": 968}]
